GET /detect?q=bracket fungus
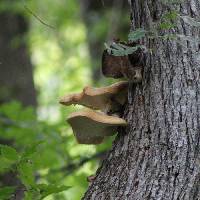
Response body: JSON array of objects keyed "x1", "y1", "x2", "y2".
[
  {"x1": 59, "y1": 81, "x2": 128, "y2": 144},
  {"x1": 59, "y1": 81, "x2": 128, "y2": 113},
  {"x1": 67, "y1": 109, "x2": 127, "y2": 144}
]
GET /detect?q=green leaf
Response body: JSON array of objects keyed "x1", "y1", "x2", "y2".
[
  {"x1": 104, "y1": 43, "x2": 112, "y2": 54},
  {"x1": 0, "y1": 186, "x2": 15, "y2": 200},
  {"x1": 162, "y1": 11, "x2": 178, "y2": 20},
  {"x1": 21, "y1": 141, "x2": 44, "y2": 159},
  {"x1": 0, "y1": 157, "x2": 14, "y2": 172},
  {"x1": 109, "y1": 44, "x2": 145, "y2": 56},
  {"x1": 111, "y1": 43, "x2": 125, "y2": 51},
  {"x1": 128, "y1": 29, "x2": 146, "y2": 42},
  {"x1": 124, "y1": 46, "x2": 139, "y2": 55},
  {"x1": 24, "y1": 190, "x2": 41, "y2": 200},
  {"x1": 0, "y1": 145, "x2": 19, "y2": 162},
  {"x1": 17, "y1": 161, "x2": 35, "y2": 188},
  {"x1": 37, "y1": 184, "x2": 71, "y2": 199},
  {"x1": 159, "y1": 22, "x2": 175, "y2": 30}
]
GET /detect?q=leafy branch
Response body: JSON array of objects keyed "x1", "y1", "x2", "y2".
[
  {"x1": 105, "y1": 10, "x2": 200, "y2": 57},
  {"x1": 105, "y1": 28, "x2": 147, "y2": 56},
  {"x1": 0, "y1": 143, "x2": 71, "y2": 200}
]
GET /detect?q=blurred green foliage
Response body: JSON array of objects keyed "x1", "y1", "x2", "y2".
[
  {"x1": 0, "y1": 0, "x2": 122, "y2": 199},
  {"x1": 0, "y1": 101, "x2": 114, "y2": 199}
]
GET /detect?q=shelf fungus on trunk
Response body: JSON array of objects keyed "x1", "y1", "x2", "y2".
[
  {"x1": 59, "y1": 81, "x2": 128, "y2": 144},
  {"x1": 59, "y1": 81, "x2": 128, "y2": 114},
  {"x1": 102, "y1": 41, "x2": 144, "y2": 83},
  {"x1": 67, "y1": 109, "x2": 127, "y2": 144}
]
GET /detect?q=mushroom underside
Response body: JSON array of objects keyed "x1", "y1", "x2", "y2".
[
  {"x1": 60, "y1": 81, "x2": 128, "y2": 144},
  {"x1": 67, "y1": 109, "x2": 127, "y2": 144}
]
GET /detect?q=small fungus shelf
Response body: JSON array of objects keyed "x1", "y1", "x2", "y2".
[{"x1": 67, "y1": 109, "x2": 127, "y2": 144}]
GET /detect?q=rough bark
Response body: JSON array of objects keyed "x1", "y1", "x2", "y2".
[{"x1": 83, "y1": 0, "x2": 200, "y2": 199}]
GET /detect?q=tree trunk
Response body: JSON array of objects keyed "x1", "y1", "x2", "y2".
[
  {"x1": 83, "y1": 0, "x2": 200, "y2": 199},
  {"x1": 0, "y1": 12, "x2": 36, "y2": 106}
]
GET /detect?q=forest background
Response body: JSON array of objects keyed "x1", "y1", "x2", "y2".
[{"x1": 0, "y1": 0, "x2": 129, "y2": 199}]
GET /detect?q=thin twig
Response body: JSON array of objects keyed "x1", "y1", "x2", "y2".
[
  {"x1": 50, "y1": 151, "x2": 107, "y2": 175},
  {"x1": 24, "y1": 5, "x2": 55, "y2": 29}
]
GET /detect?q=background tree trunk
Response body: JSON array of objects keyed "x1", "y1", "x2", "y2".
[
  {"x1": 80, "y1": 0, "x2": 129, "y2": 83},
  {"x1": 83, "y1": 0, "x2": 200, "y2": 199},
  {"x1": 0, "y1": 12, "x2": 36, "y2": 200},
  {"x1": 0, "y1": 12, "x2": 36, "y2": 106}
]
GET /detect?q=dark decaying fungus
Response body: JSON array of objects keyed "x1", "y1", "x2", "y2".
[
  {"x1": 59, "y1": 81, "x2": 128, "y2": 114},
  {"x1": 67, "y1": 109, "x2": 127, "y2": 144},
  {"x1": 102, "y1": 41, "x2": 144, "y2": 83}
]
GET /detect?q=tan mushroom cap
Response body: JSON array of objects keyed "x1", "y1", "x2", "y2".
[
  {"x1": 59, "y1": 81, "x2": 128, "y2": 110},
  {"x1": 67, "y1": 109, "x2": 127, "y2": 144}
]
